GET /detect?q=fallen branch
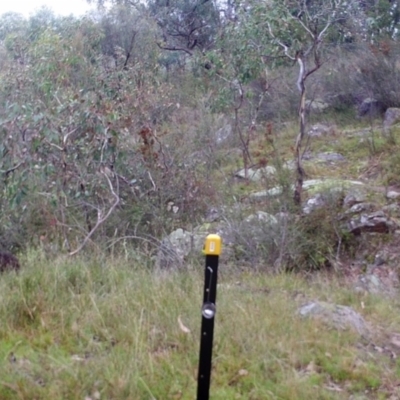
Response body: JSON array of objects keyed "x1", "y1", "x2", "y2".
[{"x1": 3, "y1": 162, "x2": 24, "y2": 176}]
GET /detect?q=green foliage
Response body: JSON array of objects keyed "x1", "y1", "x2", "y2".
[
  {"x1": 0, "y1": 12, "x2": 26, "y2": 41},
  {"x1": 361, "y1": 0, "x2": 400, "y2": 40},
  {"x1": 0, "y1": 7, "x2": 209, "y2": 251},
  {"x1": 148, "y1": 0, "x2": 221, "y2": 53}
]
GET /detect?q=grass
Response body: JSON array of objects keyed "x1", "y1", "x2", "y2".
[{"x1": 1, "y1": 251, "x2": 400, "y2": 399}]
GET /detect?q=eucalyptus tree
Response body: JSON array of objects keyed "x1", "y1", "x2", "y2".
[
  {"x1": 360, "y1": 0, "x2": 400, "y2": 40},
  {"x1": 0, "y1": 12, "x2": 27, "y2": 41},
  {"x1": 27, "y1": 6, "x2": 58, "y2": 40},
  {"x1": 148, "y1": 0, "x2": 221, "y2": 55},
  {"x1": 1, "y1": 4, "x2": 203, "y2": 251},
  {"x1": 220, "y1": 0, "x2": 361, "y2": 204},
  {"x1": 96, "y1": 4, "x2": 157, "y2": 71},
  {"x1": 88, "y1": 0, "x2": 222, "y2": 55}
]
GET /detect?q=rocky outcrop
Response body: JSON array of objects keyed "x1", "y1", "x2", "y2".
[
  {"x1": 348, "y1": 211, "x2": 395, "y2": 235},
  {"x1": 156, "y1": 211, "x2": 280, "y2": 268},
  {"x1": 156, "y1": 171, "x2": 398, "y2": 273},
  {"x1": 250, "y1": 179, "x2": 364, "y2": 201}
]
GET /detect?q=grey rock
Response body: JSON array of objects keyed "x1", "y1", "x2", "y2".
[
  {"x1": 384, "y1": 107, "x2": 400, "y2": 129},
  {"x1": 235, "y1": 166, "x2": 277, "y2": 182},
  {"x1": 358, "y1": 98, "x2": 386, "y2": 118},
  {"x1": 343, "y1": 188, "x2": 367, "y2": 208},
  {"x1": 303, "y1": 152, "x2": 346, "y2": 163},
  {"x1": 348, "y1": 211, "x2": 394, "y2": 235},
  {"x1": 235, "y1": 163, "x2": 294, "y2": 182},
  {"x1": 303, "y1": 194, "x2": 326, "y2": 214},
  {"x1": 250, "y1": 179, "x2": 364, "y2": 201},
  {"x1": 354, "y1": 273, "x2": 389, "y2": 296},
  {"x1": 314, "y1": 152, "x2": 346, "y2": 163},
  {"x1": 305, "y1": 99, "x2": 330, "y2": 113},
  {"x1": 156, "y1": 228, "x2": 205, "y2": 269},
  {"x1": 244, "y1": 211, "x2": 277, "y2": 225},
  {"x1": 345, "y1": 202, "x2": 375, "y2": 215},
  {"x1": 238, "y1": 211, "x2": 279, "y2": 245},
  {"x1": 204, "y1": 207, "x2": 221, "y2": 222},
  {"x1": 382, "y1": 203, "x2": 400, "y2": 216},
  {"x1": 386, "y1": 190, "x2": 400, "y2": 200},
  {"x1": 373, "y1": 250, "x2": 389, "y2": 266},
  {"x1": 249, "y1": 187, "x2": 286, "y2": 200},
  {"x1": 215, "y1": 124, "x2": 232, "y2": 144},
  {"x1": 298, "y1": 301, "x2": 370, "y2": 337},
  {"x1": 307, "y1": 123, "x2": 333, "y2": 137},
  {"x1": 302, "y1": 179, "x2": 364, "y2": 192}
]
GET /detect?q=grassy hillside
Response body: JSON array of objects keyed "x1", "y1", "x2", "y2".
[
  {"x1": 1, "y1": 251, "x2": 400, "y2": 399},
  {"x1": 2, "y1": 6, "x2": 400, "y2": 399}
]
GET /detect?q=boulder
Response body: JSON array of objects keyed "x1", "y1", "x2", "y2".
[
  {"x1": 348, "y1": 211, "x2": 395, "y2": 235},
  {"x1": 249, "y1": 187, "x2": 286, "y2": 200},
  {"x1": 386, "y1": 190, "x2": 400, "y2": 200},
  {"x1": 384, "y1": 107, "x2": 400, "y2": 129},
  {"x1": 215, "y1": 123, "x2": 232, "y2": 145},
  {"x1": 354, "y1": 273, "x2": 387, "y2": 295},
  {"x1": 235, "y1": 166, "x2": 277, "y2": 182},
  {"x1": 240, "y1": 212, "x2": 279, "y2": 242},
  {"x1": 358, "y1": 98, "x2": 386, "y2": 118},
  {"x1": 303, "y1": 193, "x2": 326, "y2": 214},
  {"x1": 244, "y1": 211, "x2": 277, "y2": 225},
  {"x1": 344, "y1": 202, "x2": 375, "y2": 215},
  {"x1": 298, "y1": 301, "x2": 370, "y2": 337},
  {"x1": 156, "y1": 211, "x2": 281, "y2": 268},
  {"x1": 235, "y1": 163, "x2": 294, "y2": 182},
  {"x1": 156, "y1": 228, "x2": 204, "y2": 269},
  {"x1": 314, "y1": 152, "x2": 346, "y2": 163},
  {"x1": 307, "y1": 123, "x2": 334, "y2": 137},
  {"x1": 343, "y1": 187, "x2": 367, "y2": 208},
  {"x1": 305, "y1": 99, "x2": 329, "y2": 113}
]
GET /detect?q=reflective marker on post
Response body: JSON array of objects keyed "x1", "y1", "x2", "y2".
[{"x1": 197, "y1": 234, "x2": 222, "y2": 400}]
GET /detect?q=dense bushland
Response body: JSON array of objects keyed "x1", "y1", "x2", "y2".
[{"x1": 0, "y1": 1, "x2": 399, "y2": 265}]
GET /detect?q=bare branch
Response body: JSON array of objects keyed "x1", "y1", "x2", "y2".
[
  {"x1": 318, "y1": 18, "x2": 333, "y2": 41},
  {"x1": 292, "y1": 14, "x2": 315, "y2": 40},
  {"x1": 3, "y1": 162, "x2": 24, "y2": 176},
  {"x1": 296, "y1": 56, "x2": 305, "y2": 93},
  {"x1": 69, "y1": 171, "x2": 120, "y2": 256},
  {"x1": 156, "y1": 42, "x2": 194, "y2": 56},
  {"x1": 267, "y1": 22, "x2": 296, "y2": 61},
  {"x1": 148, "y1": 171, "x2": 157, "y2": 191},
  {"x1": 63, "y1": 128, "x2": 78, "y2": 145},
  {"x1": 123, "y1": 30, "x2": 138, "y2": 69}
]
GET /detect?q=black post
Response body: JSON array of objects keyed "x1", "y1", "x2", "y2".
[{"x1": 197, "y1": 234, "x2": 221, "y2": 400}]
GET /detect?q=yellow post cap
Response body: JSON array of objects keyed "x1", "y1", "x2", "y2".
[{"x1": 203, "y1": 234, "x2": 222, "y2": 256}]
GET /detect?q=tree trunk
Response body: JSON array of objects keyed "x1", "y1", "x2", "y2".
[{"x1": 294, "y1": 56, "x2": 306, "y2": 206}]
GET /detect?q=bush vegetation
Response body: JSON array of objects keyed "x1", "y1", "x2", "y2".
[{"x1": 1, "y1": 1, "x2": 400, "y2": 397}]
